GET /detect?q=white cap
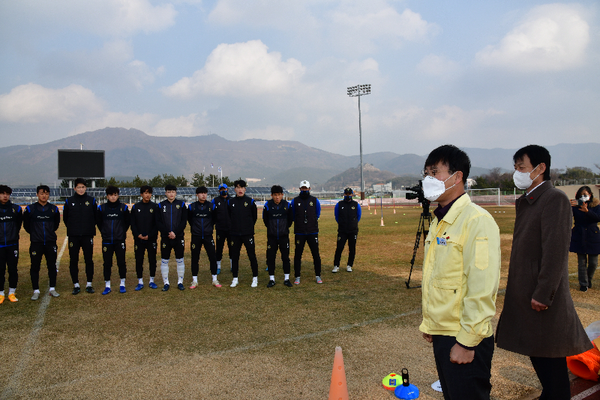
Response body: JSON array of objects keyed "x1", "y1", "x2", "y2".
[{"x1": 300, "y1": 180, "x2": 310, "y2": 188}]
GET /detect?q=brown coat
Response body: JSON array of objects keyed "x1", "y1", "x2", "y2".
[{"x1": 496, "y1": 181, "x2": 591, "y2": 357}]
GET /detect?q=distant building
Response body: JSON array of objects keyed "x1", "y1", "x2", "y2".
[{"x1": 372, "y1": 182, "x2": 393, "y2": 192}]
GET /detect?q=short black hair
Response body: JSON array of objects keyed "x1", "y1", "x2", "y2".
[
  {"x1": 0, "y1": 185, "x2": 12, "y2": 195},
  {"x1": 106, "y1": 186, "x2": 120, "y2": 195},
  {"x1": 234, "y1": 180, "x2": 247, "y2": 188},
  {"x1": 424, "y1": 144, "x2": 470, "y2": 181},
  {"x1": 74, "y1": 178, "x2": 87, "y2": 187},
  {"x1": 37, "y1": 185, "x2": 50, "y2": 194},
  {"x1": 165, "y1": 184, "x2": 177, "y2": 192},
  {"x1": 271, "y1": 185, "x2": 283, "y2": 194},
  {"x1": 513, "y1": 145, "x2": 551, "y2": 180},
  {"x1": 196, "y1": 186, "x2": 208, "y2": 194},
  {"x1": 576, "y1": 186, "x2": 594, "y2": 202},
  {"x1": 140, "y1": 185, "x2": 153, "y2": 194}
]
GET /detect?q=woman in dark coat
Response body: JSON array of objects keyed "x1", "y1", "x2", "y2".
[{"x1": 569, "y1": 186, "x2": 600, "y2": 291}]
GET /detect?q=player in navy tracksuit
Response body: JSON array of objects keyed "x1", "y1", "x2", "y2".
[
  {"x1": 96, "y1": 186, "x2": 130, "y2": 295},
  {"x1": 332, "y1": 188, "x2": 361, "y2": 273},
  {"x1": 63, "y1": 177, "x2": 97, "y2": 294},
  {"x1": 23, "y1": 185, "x2": 61, "y2": 300},
  {"x1": 227, "y1": 180, "x2": 259, "y2": 288},
  {"x1": 130, "y1": 185, "x2": 159, "y2": 291},
  {"x1": 157, "y1": 184, "x2": 187, "y2": 291},
  {"x1": 290, "y1": 180, "x2": 323, "y2": 285},
  {"x1": 212, "y1": 183, "x2": 231, "y2": 274},
  {"x1": 0, "y1": 185, "x2": 22, "y2": 303},
  {"x1": 262, "y1": 185, "x2": 293, "y2": 288},
  {"x1": 188, "y1": 186, "x2": 221, "y2": 288}
]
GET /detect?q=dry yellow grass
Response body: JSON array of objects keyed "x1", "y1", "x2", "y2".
[{"x1": 1, "y1": 203, "x2": 598, "y2": 399}]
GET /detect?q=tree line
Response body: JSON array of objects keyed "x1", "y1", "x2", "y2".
[
  {"x1": 472, "y1": 166, "x2": 600, "y2": 190},
  {"x1": 61, "y1": 173, "x2": 239, "y2": 188}
]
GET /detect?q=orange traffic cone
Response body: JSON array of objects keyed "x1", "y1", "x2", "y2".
[
  {"x1": 328, "y1": 346, "x2": 349, "y2": 400},
  {"x1": 374, "y1": 208, "x2": 377, "y2": 215},
  {"x1": 380, "y1": 217, "x2": 384, "y2": 227},
  {"x1": 393, "y1": 209, "x2": 396, "y2": 214}
]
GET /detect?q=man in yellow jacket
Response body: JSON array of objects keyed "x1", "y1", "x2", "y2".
[{"x1": 419, "y1": 145, "x2": 501, "y2": 400}]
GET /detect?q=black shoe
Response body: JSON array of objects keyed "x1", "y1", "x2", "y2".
[
  {"x1": 72, "y1": 287, "x2": 81, "y2": 295},
  {"x1": 283, "y1": 280, "x2": 293, "y2": 287},
  {"x1": 267, "y1": 280, "x2": 276, "y2": 288},
  {"x1": 85, "y1": 286, "x2": 95, "y2": 294},
  {"x1": 589, "y1": 281, "x2": 593, "y2": 288},
  {"x1": 580, "y1": 285, "x2": 588, "y2": 292}
]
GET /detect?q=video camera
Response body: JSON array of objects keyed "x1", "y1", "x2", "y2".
[{"x1": 405, "y1": 180, "x2": 431, "y2": 216}]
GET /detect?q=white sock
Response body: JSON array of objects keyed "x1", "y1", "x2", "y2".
[
  {"x1": 120, "y1": 279, "x2": 125, "y2": 286},
  {"x1": 49, "y1": 287, "x2": 55, "y2": 291},
  {"x1": 176, "y1": 258, "x2": 185, "y2": 283},
  {"x1": 217, "y1": 260, "x2": 221, "y2": 268},
  {"x1": 74, "y1": 283, "x2": 80, "y2": 288},
  {"x1": 284, "y1": 274, "x2": 290, "y2": 280},
  {"x1": 229, "y1": 259, "x2": 232, "y2": 268},
  {"x1": 138, "y1": 278, "x2": 143, "y2": 285},
  {"x1": 270, "y1": 275, "x2": 275, "y2": 281},
  {"x1": 86, "y1": 282, "x2": 92, "y2": 287},
  {"x1": 192, "y1": 276, "x2": 198, "y2": 284},
  {"x1": 105, "y1": 281, "x2": 111, "y2": 288},
  {"x1": 0, "y1": 291, "x2": 4, "y2": 296},
  {"x1": 33, "y1": 289, "x2": 40, "y2": 294},
  {"x1": 161, "y1": 259, "x2": 169, "y2": 284},
  {"x1": 8, "y1": 288, "x2": 15, "y2": 295},
  {"x1": 149, "y1": 277, "x2": 155, "y2": 283},
  {"x1": 212, "y1": 274, "x2": 218, "y2": 281}
]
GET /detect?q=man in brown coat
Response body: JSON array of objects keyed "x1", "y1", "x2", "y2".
[{"x1": 496, "y1": 145, "x2": 591, "y2": 399}]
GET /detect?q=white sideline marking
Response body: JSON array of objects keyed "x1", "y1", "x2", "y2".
[
  {"x1": 571, "y1": 383, "x2": 600, "y2": 400},
  {"x1": 32, "y1": 309, "x2": 422, "y2": 393},
  {"x1": 1, "y1": 237, "x2": 68, "y2": 398}
]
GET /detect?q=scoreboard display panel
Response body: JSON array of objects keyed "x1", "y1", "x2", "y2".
[{"x1": 58, "y1": 149, "x2": 105, "y2": 179}]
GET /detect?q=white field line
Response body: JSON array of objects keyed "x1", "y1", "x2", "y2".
[
  {"x1": 1, "y1": 237, "x2": 68, "y2": 398},
  {"x1": 571, "y1": 383, "x2": 600, "y2": 400}
]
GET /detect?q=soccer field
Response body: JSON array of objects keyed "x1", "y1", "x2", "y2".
[{"x1": 1, "y1": 205, "x2": 598, "y2": 399}]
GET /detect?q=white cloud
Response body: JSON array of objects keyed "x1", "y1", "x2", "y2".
[
  {"x1": 150, "y1": 113, "x2": 208, "y2": 137},
  {"x1": 417, "y1": 54, "x2": 460, "y2": 77},
  {"x1": 476, "y1": 4, "x2": 590, "y2": 72},
  {"x1": 162, "y1": 40, "x2": 306, "y2": 98},
  {"x1": 0, "y1": 84, "x2": 104, "y2": 123}
]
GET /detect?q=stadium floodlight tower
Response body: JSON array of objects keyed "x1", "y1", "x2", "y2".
[{"x1": 347, "y1": 84, "x2": 371, "y2": 200}]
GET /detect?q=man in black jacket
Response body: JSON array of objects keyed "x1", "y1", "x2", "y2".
[
  {"x1": 262, "y1": 185, "x2": 293, "y2": 288},
  {"x1": 157, "y1": 184, "x2": 187, "y2": 291},
  {"x1": 23, "y1": 185, "x2": 61, "y2": 300},
  {"x1": 212, "y1": 183, "x2": 231, "y2": 274},
  {"x1": 130, "y1": 185, "x2": 159, "y2": 291},
  {"x1": 96, "y1": 186, "x2": 130, "y2": 295},
  {"x1": 0, "y1": 185, "x2": 22, "y2": 303},
  {"x1": 290, "y1": 180, "x2": 322, "y2": 285},
  {"x1": 227, "y1": 180, "x2": 258, "y2": 288},
  {"x1": 332, "y1": 188, "x2": 362, "y2": 273},
  {"x1": 63, "y1": 178, "x2": 97, "y2": 295},
  {"x1": 188, "y1": 186, "x2": 221, "y2": 288}
]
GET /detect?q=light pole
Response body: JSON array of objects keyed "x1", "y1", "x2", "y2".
[{"x1": 347, "y1": 84, "x2": 371, "y2": 200}]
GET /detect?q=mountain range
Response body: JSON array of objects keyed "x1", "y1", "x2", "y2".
[{"x1": 1, "y1": 127, "x2": 598, "y2": 188}]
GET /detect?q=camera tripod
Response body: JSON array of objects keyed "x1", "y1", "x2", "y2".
[{"x1": 405, "y1": 205, "x2": 432, "y2": 289}]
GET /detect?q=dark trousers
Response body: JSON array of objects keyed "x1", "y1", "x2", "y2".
[
  {"x1": 229, "y1": 235, "x2": 258, "y2": 278},
  {"x1": 0, "y1": 245, "x2": 19, "y2": 290},
  {"x1": 432, "y1": 335, "x2": 494, "y2": 400},
  {"x1": 30, "y1": 242, "x2": 58, "y2": 290},
  {"x1": 134, "y1": 238, "x2": 157, "y2": 279},
  {"x1": 68, "y1": 236, "x2": 94, "y2": 284},
  {"x1": 160, "y1": 237, "x2": 185, "y2": 260},
  {"x1": 294, "y1": 234, "x2": 321, "y2": 278},
  {"x1": 191, "y1": 235, "x2": 217, "y2": 275},
  {"x1": 215, "y1": 230, "x2": 230, "y2": 262},
  {"x1": 530, "y1": 356, "x2": 570, "y2": 400},
  {"x1": 267, "y1": 235, "x2": 291, "y2": 276},
  {"x1": 333, "y1": 232, "x2": 357, "y2": 267},
  {"x1": 102, "y1": 241, "x2": 127, "y2": 281},
  {"x1": 577, "y1": 253, "x2": 598, "y2": 287}
]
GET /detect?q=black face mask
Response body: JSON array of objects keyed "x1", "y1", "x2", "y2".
[
  {"x1": 300, "y1": 191, "x2": 310, "y2": 198},
  {"x1": 344, "y1": 196, "x2": 352, "y2": 201},
  {"x1": 220, "y1": 191, "x2": 228, "y2": 197}
]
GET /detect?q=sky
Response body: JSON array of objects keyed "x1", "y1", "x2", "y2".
[{"x1": 0, "y1": 0, "x2": 599, "y2": 157}]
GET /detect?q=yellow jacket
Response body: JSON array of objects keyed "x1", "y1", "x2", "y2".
[{"x1": 419, "y1": 194, "x2": 501, "y2": 347}]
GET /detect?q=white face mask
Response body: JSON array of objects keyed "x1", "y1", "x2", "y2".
[
  {"x1": 513, "y1": 165, "x2": 541, "y2": 190},
  {"x1": 422, "y1": 172, "x2": 458, "y2": 202},
  {"x1": 581, "y1": 195, "x2": 590, "y2": 202}
]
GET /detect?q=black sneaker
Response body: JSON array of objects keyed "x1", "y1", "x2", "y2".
[
  {"x1": 283, "y1": 280, "x2": 293, "y2": 288},
  {"x1": 85, "y1": 286, "x2": 95, "y2": 294},
  {"x1": 267, "y1": 280, "x2": 276, "y2": 288},
  {"x1": 72, "y1": 287, "x2": 81, "y2": 295},
  {"x1": 580, "y1": 285, "x2": 588, "y2": 292}
]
